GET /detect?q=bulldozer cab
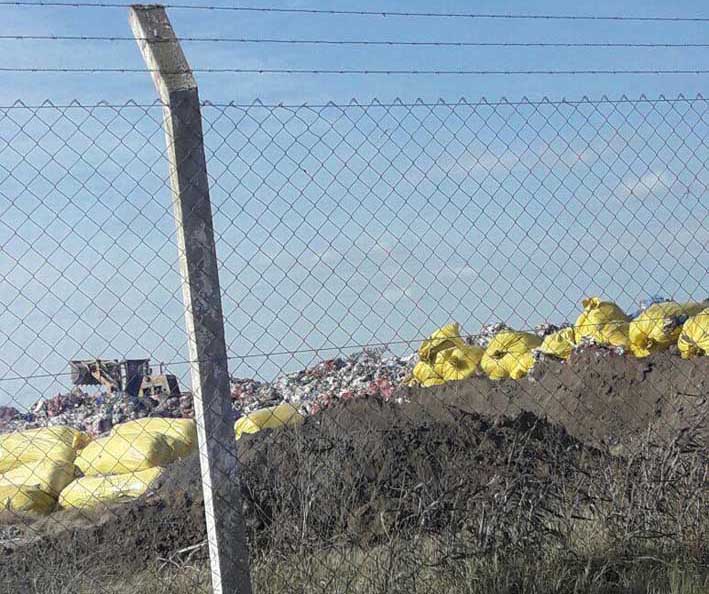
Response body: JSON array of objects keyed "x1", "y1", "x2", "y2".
[{"x1": 138, "y1": 373, "x2": 180, "y2": 399}]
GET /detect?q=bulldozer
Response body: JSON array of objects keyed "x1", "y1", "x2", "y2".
[{"x1": 69, "y1": 358, "x2": 180, "y2": 399}]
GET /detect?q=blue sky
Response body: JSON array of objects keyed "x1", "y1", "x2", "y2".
[
  {"x1": 1, "y1": 1, "x2": 708, "y2": 408},
  {"x1": 1, "y1": 0, "x2": 709, "y2": 105}
]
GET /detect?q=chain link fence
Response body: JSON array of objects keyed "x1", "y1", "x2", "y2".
[{"x1": 1, "y1": 95, "x2": 707, "y2": 593}]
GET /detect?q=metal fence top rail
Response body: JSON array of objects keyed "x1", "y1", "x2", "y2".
[{"x1": 0, "y1": 93, "x2": 706, "y2": 110}]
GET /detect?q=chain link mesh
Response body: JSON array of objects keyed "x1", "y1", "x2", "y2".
[{"x1": 0, "y1": 95, "x2": 707, "y2": 593}]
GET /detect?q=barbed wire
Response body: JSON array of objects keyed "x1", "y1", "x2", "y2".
[
  {"x1": 0, "y1": 94, "x2": 705, "y2": 109},
  {"x1": 2, "y1": 67, "x2": 708, "y2": 75},
  {"x1": 2, "y1": 35, "x2": 709, "y2": 48},
  {"x1": 1, "y1": 313, "x2": 706, "y2": 383},
  {"x1": 1, "y1": 2, "x2": 709, "y2": 22}
]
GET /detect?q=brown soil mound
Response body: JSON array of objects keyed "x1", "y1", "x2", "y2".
[
  {"x1": 410, "y1": 349, "x2": 709, "y2": 454},
  {"x1": 0, "y1": 407, "x2": 591, "y2": 591},
  {"x1": 1, "y1": 351, "x2": 706, "y2": 593},
  {"x1": 409, "y1": 349, "x2": 708, "y2": 453}
]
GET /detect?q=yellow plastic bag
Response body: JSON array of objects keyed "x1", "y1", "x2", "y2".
[
  {"x1": 59, "y1": 467, "x2": 163, "y2": 510},
  {"x1": 411, "y1": 361, "x2": 445, "y2": 387},
  {"x1": 434, "y1": 345, "x2": 484, "y2": 381},
  {"x1": 0, "y1": 432, "x2": 77, "y2": 474},
  {"x1": 111, "y1": 418, "x2": 197, "y2": 459},
  {"x1": 0, "y1": 460, "x2": 75, "y2": 497},
  {"x1": 481, "y1": 331, "x2": 542, "y2": 380},
  {"x1": 629, "y1": 301, "x2": 706, "y2": 357},
  {"x1": 539, "y1": 327, "x2": 576, "y2": 360},
  {"x1": 235, "y1": 403, "x2": 304, "y2": 440},
  {"x1": 75, "y1": 433, "x2": 176, "y2": 476},
  {"x1": 678, "y1": 307, "x2": 709, "y2": 359},
  {"x1": 574, "y1": 297, "x2": 630, "y2": 348},
  {"x1": 0, "y1": 483, "x2": 56, "y2": 515},
  {"x1": 418, "y1": 322, "x2": 466, "y2": 363},
  {"x1": 1, "y1": 426, "x2": 92, "y2": 451}
]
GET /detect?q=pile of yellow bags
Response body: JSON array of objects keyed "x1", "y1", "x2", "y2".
[
  {"x1": 60, "y1": 418, "x2": 197, "y2": 510},
  {"x1": 629, "y1": 301, "x2": 706, "y2": 357},
  {"x1": 235, "y1": 402, "x2": 304, "y2": 439},
  {"x1": 411, "y1": 323, "x2": 484, "y2": 387},
  {"x1": 1, "y1": 409, "x2": 305, "y2": 512},
  {"x1": 412, "y1": 296, "x2": 709, "y2": 386},
  {"x1": 677, "y1": 307, "x2": 709, "y2": 359},
  {"x1": 0, "y1": 426, "x2": 89, "y2": 514}
]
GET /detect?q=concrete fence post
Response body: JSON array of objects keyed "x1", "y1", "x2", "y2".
[{"x1": 129, "y1": 5, "x2": 253, "y2": 593}]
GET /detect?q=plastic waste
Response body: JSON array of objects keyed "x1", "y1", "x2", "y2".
[
  {"x1": 676, "y1": 307, "x2": 709, "y2": 359},
  {"x1": 434, "y1": 345, "x2": 484, "y2": 381},
  {"x1": 75, "y1": 432, "x2": 176, "y2": 476},
  {"x1": 111, "y1": 418, "x2": 196, "y2": 459},
  {"x1": 0, "y1": 460, "x2": 75, "y2": 498},
  {"x1": 235, "y1": 402, "x2": 304, "y2": 439},
  {"x1": 0, "y1": 483, "x2": 56, "y2": 514},
  {"x1": 539, "y1": 327, "x2": 576, "y2": 360},
  {"x1": 59, "y1": 466, "x2": 163, "y2": 509},
  {"x1": 411, "y1": 361, "x2": 446, "y2": 387},
  {"x1": 629, "y1": 301, "x2": 706, "y2": 357},
  {"x1": 481, "y1": 331, "x2": 542, "y2": 380},
  {"x1": 0, "y1": 428, "x2": 80, "y2": 474},
  {"x1": 418, "y1": 323, "x2": 466, "y2": 363},
  {"x1": 573, "y1": 297, "x2": 630, "y2": 348}
]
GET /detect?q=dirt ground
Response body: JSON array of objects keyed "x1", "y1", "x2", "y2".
[
  {"x1": 1, "y1": 351, "x2": 706, "y2": 592},
  {"x1": 409, "y1": 348, "x2": 708, "y2": 453}
]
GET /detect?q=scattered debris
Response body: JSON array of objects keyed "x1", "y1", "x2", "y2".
[
  {"x1": 232, "y1": 349, "x2": 416, "y2": 415},
  {"x1": 469, "y1": 322, "x2": 509, "y2": 347},
  {"x1": 0, "y1": 389, "x2": 192, "y2": 436}
]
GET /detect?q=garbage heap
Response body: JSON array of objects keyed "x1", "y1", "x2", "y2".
[
  {"x1": 0, "y1": 296, "x2": 706, "y2": 516},
  {"x1": 410, "y1": 298, "x2": 708, "y2": 386},
  {"x1": 231, "y1": 348, "x2": 417, "y2": 415},
  {"x1": 1, "y1": 297, "x2": 707, "y2": 438},
  {"x1": 0, "y1": 388, "x2": 193, "y2": 436}
]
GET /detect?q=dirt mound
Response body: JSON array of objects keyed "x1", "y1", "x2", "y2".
[
  {"x1": 409, "y1": 349, "x2": 708, "y2": 453},
  {"x1": 1, "y1": 351, "x2": 706, "y2": 592},
  {"x1": 1, "y1": 404, "x2": 590, "y2": 588}
]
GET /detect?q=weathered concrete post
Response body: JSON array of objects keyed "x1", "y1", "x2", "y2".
[{"x1": 129, "y1": 6, "x2": 252, "y2": 593}]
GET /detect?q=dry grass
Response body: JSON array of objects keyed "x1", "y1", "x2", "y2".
[
  {"x1": 24, "y1": 543, "x2": 708, "y2": 594},
  {"x1": 6, "y1": 410, "x2": 707, "y2": 594}
]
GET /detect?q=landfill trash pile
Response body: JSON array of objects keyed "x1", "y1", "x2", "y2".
[
  {"x1": 0, "y1": 388, "x2": 193, "y2": 436},
  {"x1": 231, "y1": 348, "x2": 417, "y2": 415},
  {"x1": 0, "y1": 295, "x2": 706, "y2": 460},
  {"x1": 468, "y1": 322, "x2": 509, "y2": 347},
  {"x1": 0, "y1": 295, "x2": 705, "y2": 520},
  {"x1": 409, "y1": 296, "x2": 709, "y2": 386}
]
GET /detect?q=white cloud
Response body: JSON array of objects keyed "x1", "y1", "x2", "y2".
[{"x1": 619, "y1": 171, "x2": 672, "y2": 200}]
